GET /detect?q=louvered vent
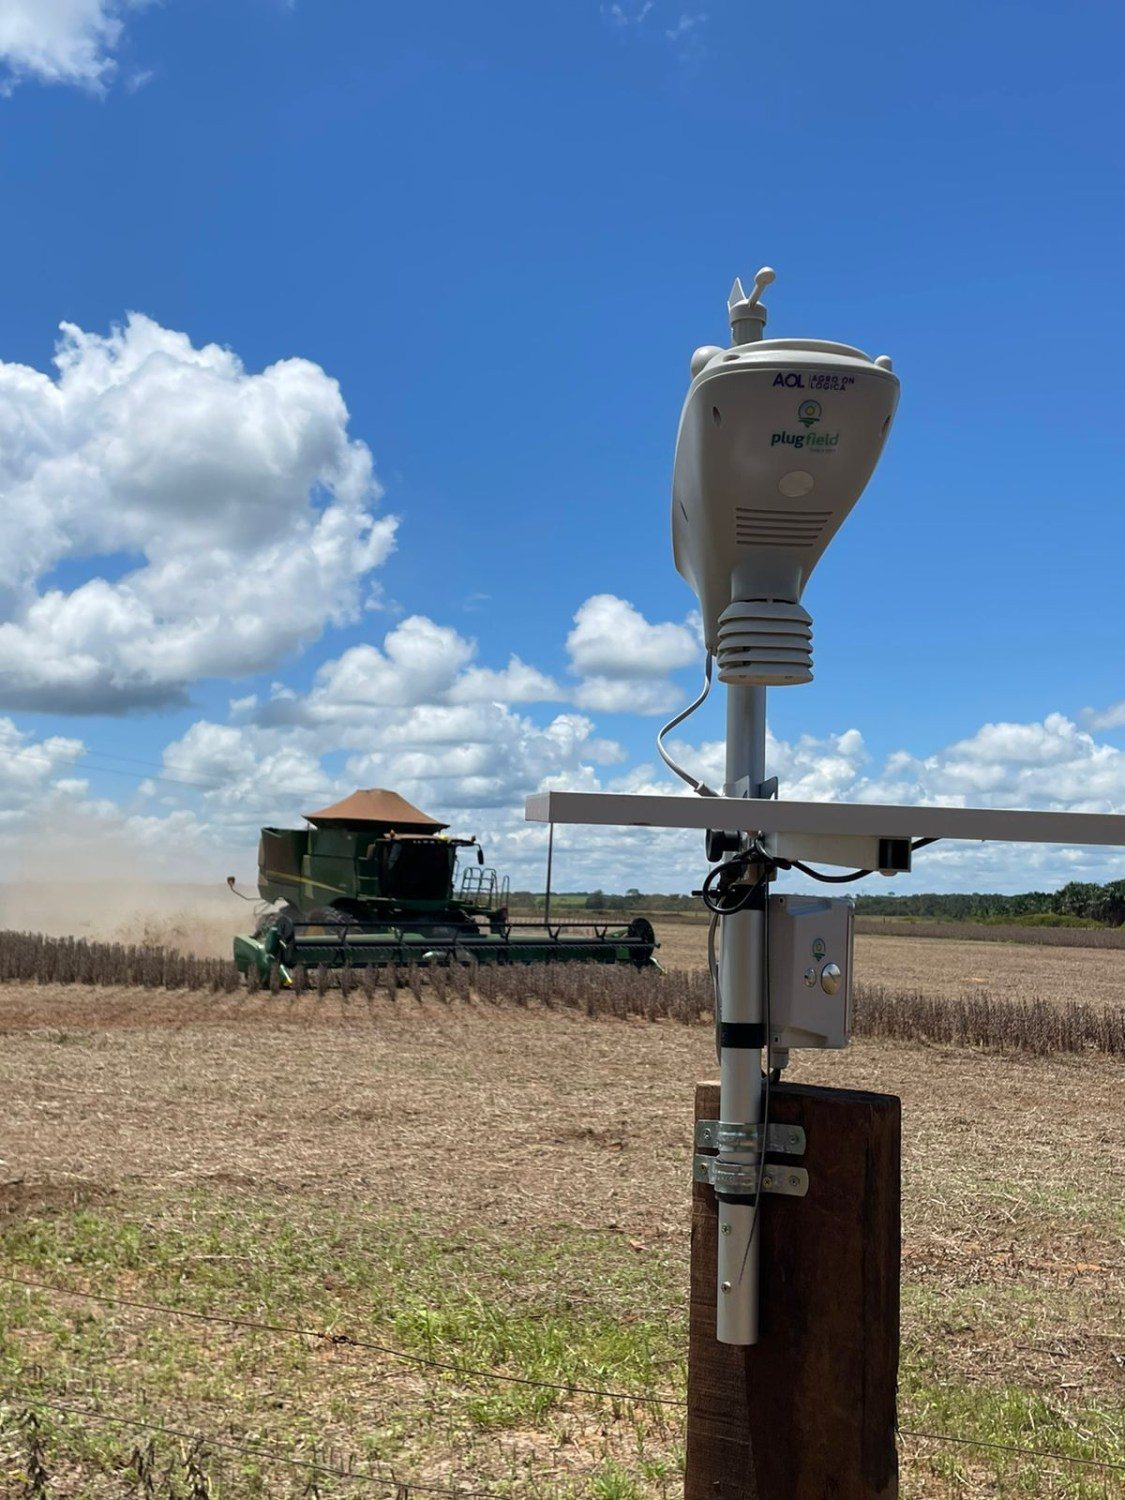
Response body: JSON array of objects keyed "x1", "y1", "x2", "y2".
[
  {"x1": 716, "y1": 599, "x2": 813, "y2": 686},
  {"x1": 735, "y1": 507, "x2": 830, "y2": 548}
]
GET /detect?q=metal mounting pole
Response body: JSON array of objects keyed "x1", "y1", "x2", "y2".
[
  {"x1": 715, "y1": 683, "x2": 767, "y2": 1345},
  {"x1": 544, "y1": 821, "x2": 554, "y2": 926}
]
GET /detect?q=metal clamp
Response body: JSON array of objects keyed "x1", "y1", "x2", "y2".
[
  {"x1": 693, "y1": 1156, "x2": 809, "y2": 1197},
  {"x1": 694, "y1": 1120, "x2": 805, "y2": 1155}
]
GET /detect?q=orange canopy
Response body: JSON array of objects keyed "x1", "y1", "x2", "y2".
[{"x1": 303, "y1": 789, "x2": 447, "y2": 831}]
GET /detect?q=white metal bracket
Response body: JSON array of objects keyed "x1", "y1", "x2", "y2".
[
  {"x1": 764, "y1": 830, "x2": 912, "y2": 874},
  {"x1": 694, "y1": 1120, "x2": 805, "y2": 1154},
  {"x1": 693, "y1": 1155, "x2": 810, "y2": 1197},
  {"x1": 693, "y1": 1119, "x2": 809, "y2": 1197}
]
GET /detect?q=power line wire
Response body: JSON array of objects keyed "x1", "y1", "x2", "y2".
[{"x1": 20, "y1": 745, "x2": 311, "y2": 802}]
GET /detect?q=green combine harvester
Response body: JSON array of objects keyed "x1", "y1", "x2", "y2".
[{"x1": 232, "y1": 789, "x2": 658, "y2": 983}]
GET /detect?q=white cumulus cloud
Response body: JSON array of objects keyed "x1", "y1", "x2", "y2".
[
  {"x1": 245, "y1": 616, "x2": 563, "y2": 730},
  {"x1": 655, "y1": 713, "x2": 1125, "y2": 890},
  {"x1": 152, "y1": 609, "x2": 624, "y2": 851},
  {"x1": 601, "y1": 1, "x2": 655, "y2": 25},
  {"x1": 668, "y1": 715, "x2": 1125, "y2": 817},
  {"x1": 869, "y1": 715, "x2": 1125, "y2": 812},
  {"x1": 0, "y1": 314, "x2": 395, "y2": 712},
  {"x1": 42, "y1": 701, "x2": 1123, "y2": 894},
  {"x1": 157, "y1": 700, "x2": 627, "y2": 865},
  {"x1": 0, "y1": 717, "x2": 85, "y2": 829},
  {"x1": 0, "y1": 0, "x2": 144, "y2": 91},
  {"x1": 567, "y1": 593, "x2": 701, "y2": 714},
  {"x1": 1083, "y1": 699, "x2": 1125, "y2": 732}
]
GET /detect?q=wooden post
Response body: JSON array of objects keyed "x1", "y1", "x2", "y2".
[{"x1": 686, "y1": 1080, "x2": 901, "y2": 1500}]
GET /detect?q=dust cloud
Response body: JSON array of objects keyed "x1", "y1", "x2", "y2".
[
  {"x1": 0, "y1": 881, "x2": 249, "y2": 958},
  {"x1": 0, "y1": 814, "x2": 257, "y2": 958}
]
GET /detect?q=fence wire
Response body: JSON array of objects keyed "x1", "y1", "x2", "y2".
[
  {"x1": 898, "y1": 1425, "x2": 1125, "y2": 1474},
  {"x1": 0, "y1": 1271, "x2": 686, "y2": 1409},
  {"x1": 3, "y1": 1392, "x2": 501, "y2": 1496},
  {"x1": 2, "y1": 1270, "x2": 1122, "y2": 1478}
]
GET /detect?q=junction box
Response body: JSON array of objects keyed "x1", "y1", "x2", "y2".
[{"x1": 767, "y1": 894, "x2": 853, "y2": 1051}]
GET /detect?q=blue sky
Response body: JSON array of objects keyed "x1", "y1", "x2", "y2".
[{"x1": 0, "y1": 0, "x2": 1122, "y2": 893}]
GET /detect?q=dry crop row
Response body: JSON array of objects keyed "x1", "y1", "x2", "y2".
[
  {"x1": 855, "y1": 917, "x2": 1125, "y2": 948},
  {"x1": 854, "y1": 982, "x2": 1125, "y2": 1055},
  {"x1": 0, "y1": 928, "x2": 1121, "y2": 1057},
  {"x1": 253, "y1": 952, "x2": 715, "y2": 1024},
  {"x1": 0, "y1": 931, "x2": 241, "y2": 991},
  {"x1": 205, "y1": 948, "x2": 1125, "y2": 1056}
]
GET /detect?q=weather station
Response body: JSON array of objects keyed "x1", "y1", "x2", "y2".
[{"x1": 526, "y1": 267, "x2": 1125, "y2": 1496}]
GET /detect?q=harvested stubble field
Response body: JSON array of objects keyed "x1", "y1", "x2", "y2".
[
  {"x1": 0, "y1": 939, "x2": 1122, "y2": 1498},
  {"x1": 855, "y1": 920, "x2": 1125, "y2": 950},
  {"x1": 656, "y1": 915, "x2": 1125, "y2": 1009}
]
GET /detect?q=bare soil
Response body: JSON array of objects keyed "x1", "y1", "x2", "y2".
[
  {"x1": 1, "y1": 974, "x2": 1122, "y2": 1496},
  {"x1": 1, "y1": 989, "x2": 1122, "y2": 1380}
]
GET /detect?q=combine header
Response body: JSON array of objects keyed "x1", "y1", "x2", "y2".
[{"x1": 232, "y1": 789, "x2": 658, "y2": 983}]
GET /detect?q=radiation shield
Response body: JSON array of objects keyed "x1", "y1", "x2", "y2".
[{"x1": 672, "y1": 340, "x2": 899, "y2": 663}]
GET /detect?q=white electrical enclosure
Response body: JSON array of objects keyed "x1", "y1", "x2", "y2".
[
  {"x1": 768, "y1": 895, "x2": 853, "y2": 1051},
  {"x1": 525, "y1": 790, "x2": 1125, "y2": 849}
]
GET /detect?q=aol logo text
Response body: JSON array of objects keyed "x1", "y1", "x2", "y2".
[{"x1": 773, "y1": 373, "x2": 806, "y2": 388}]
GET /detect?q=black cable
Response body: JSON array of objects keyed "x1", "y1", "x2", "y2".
[
  {"x1": 655, "y1": 651, "x2": 718, "y2": 796},
  {"x1": 783, "y1": 837, "x2": 942, "y2": 886},
  {"x1": 700, "y1": 860, "x2": 766, "y2": 915},
  {"x1": 789, "y1": 860, "x2": 872, "y2": 884}
]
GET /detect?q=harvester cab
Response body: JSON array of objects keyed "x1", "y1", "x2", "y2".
[{"x1": 232, "y1": 788, "x2": 658, "y2": 983}]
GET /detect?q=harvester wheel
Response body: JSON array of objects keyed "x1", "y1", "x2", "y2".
[
  {"x1": 254, "y1": 906, "x2": 299, "y2": 967},
  {"x1": 254, "y1": 903, "x2": 300, "y2": 939},
  {"x1": 262, "y1": 911, "x2": 297, "y2": 967},
  {"x1": 626, "y1": 916, "x2": 656, "y2": 969},
  {"x1": 307, "y1": 906, "x2": 348, "y2": 927}
]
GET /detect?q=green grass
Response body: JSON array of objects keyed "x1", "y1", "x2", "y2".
[
  {"x1": 898, "y1": 1378, "x2": 1125, "y2": 1499},
  {"x1": 2, "y1": 1189, "x2": 1122, "y2": 1496},
  {"x1": 898, "y1": 1278, "x2": 1125, "y2": 1498},
  {"x1": 0, "y1": 1190, "x2": 687, "y2": 1496}
]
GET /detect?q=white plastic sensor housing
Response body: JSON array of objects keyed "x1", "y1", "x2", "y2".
[{"x1": 672, "y1": 271, "x2": 899, "y2": 685}]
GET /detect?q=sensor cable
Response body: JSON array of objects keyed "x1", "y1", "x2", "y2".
[
  {"x1": 699, "y1": 857, "x2": 768, "y2": 915},
  {"x1": 656, "y1": 651, "x2": 718, "y2": 796},
  {"x1": 777, "y1": 836, "x2": 941, "y2": 885}
]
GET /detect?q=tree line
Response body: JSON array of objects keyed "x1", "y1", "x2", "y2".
[
  {"x1": 509, "y1": 889, "x2": 698, "y2": 914},
  {"x1": 510, "y1": 880, "x2": 1125, "y2": 925},
  {"x1": 854, "y1": 881, "x2": 1125, "y2": 925}
]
